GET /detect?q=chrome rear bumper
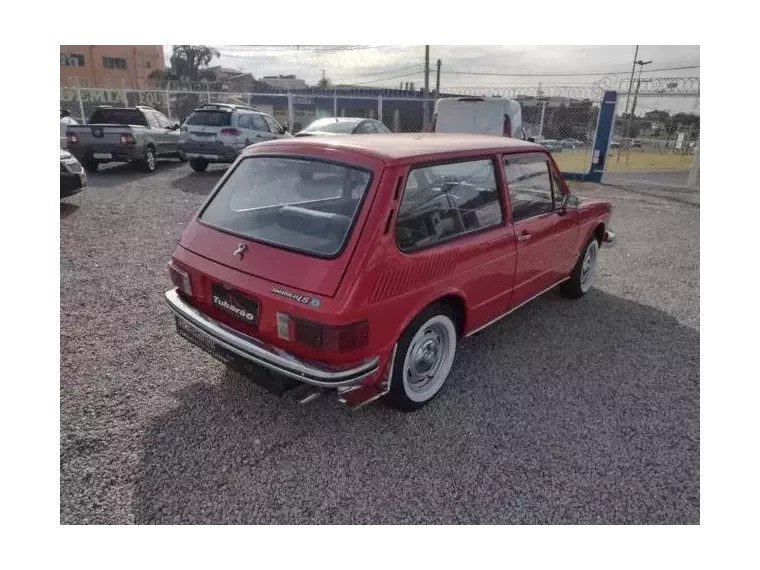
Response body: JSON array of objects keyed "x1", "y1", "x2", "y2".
[{"x1": 164, "y1": 289, "x2": 379, "y2": 388}]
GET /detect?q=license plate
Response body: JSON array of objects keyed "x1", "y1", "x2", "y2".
[
  {"x1": 93, "y1": 153, "x2": 112, "y2": 160},
  {"x1": 211, "y1": 283, "x2": 260, "y2": 326},
  {"x1": 175, "y1": 316, "x2": 298, "y2": 395}
]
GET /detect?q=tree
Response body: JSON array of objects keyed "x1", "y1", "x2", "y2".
[
  {"x1": 150, "y1": 45, "x2": 220, "y2": 82},
  {"x1": 317, "y1": 70, "x2": 331, "y2": 88}
]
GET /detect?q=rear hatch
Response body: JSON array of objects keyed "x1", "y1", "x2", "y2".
[
  {"x1": 182, "y1": 109, "x2": 232, "y2": 142},
  {"x1": 178, "y1": 152, "x2": 382, "y2": 298}
]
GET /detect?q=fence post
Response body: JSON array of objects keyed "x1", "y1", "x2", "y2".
[
  {"x1": 121, "y1": 79, "x2": 128, "y2": 107},
  {"x1": 687, "y1": 141, "x2": 699, "y2": 189},
  {"x1": 75, "y1": 77, "x2": 86, "y2": 123},
  {"x1": 394, "y1": 109, "x2": 400, "y2": 133},
  {"x1": 287, "y1": 93, "x2": 294, "y2": 131},
  {"x1": 538, "y1": 101, "x2": 547, "y2": 138},
  {"x1": 206, "y1": 82, "x2": 211, "y2": 103},
  {"x1": 333, "y1": 89, "x2": 338, "y2": 117},
  {"x1": 165, "y1": 81, "x2": 171, "y2": 120},
  {"x1": 378, "y1": 95, "x2": 383, "y2": 123}
]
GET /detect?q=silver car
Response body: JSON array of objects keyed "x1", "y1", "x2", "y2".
[{"x1": 179, "y1": 103, "x2": 292, "y2": 172}]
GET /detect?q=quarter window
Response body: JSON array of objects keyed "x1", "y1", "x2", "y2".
[
  {"x1": 395, "y1": 159, "x2": 503, "y2": 252},
  {"x1": 503, "y1": 156, "x2": 554, "y2": 222}
]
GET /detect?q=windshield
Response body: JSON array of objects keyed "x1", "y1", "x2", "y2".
[
  {"x1": 200, "y1": 157, "x2": 372, "y2": 257},
  {"x1": 302, "y1": 119, "x2": 358, "y2": 134},
  {"x1": 185, "y1": 110, "x2": 232, "y2": 127},
  {"x1": 89, "y1": 108, "x2": 147, "y2": 126}
]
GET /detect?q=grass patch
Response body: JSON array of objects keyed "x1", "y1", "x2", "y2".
[{"x1": 553, "y1": 150, "x2": 694, "y2": 173}]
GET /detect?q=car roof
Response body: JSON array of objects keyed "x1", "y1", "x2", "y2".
[
  {"x1": 309, "y1": 117, "x2": 366, "y2": 126},
  {"x1": 250, "y1": 133, "x2": 544, "y2": 163}
]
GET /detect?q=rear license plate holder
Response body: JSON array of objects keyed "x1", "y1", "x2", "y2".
[
  {"x1": 175, "y1": 316, "x2": 299, "y2": 396},
  {"x1": 93, "y1": 153, "x2": 112, "y2": 160},
  {"x1": 211, "y1": 283, "x2": 260, "y2": 327}
]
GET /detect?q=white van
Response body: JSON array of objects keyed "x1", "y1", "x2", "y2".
[{"x1": 432, "y1": 97, "x2": 526, "y2": 139}]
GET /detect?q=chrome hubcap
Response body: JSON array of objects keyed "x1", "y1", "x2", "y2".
[
  {"x1": 403, "y1": 316, "x2": 456, "y2": 402},
  {"x1": 580, "y1": 241, "x2": 598, "y2": 291},
  {"x1": 147, "y1": 151, "x2": 155, "y2": 169}
]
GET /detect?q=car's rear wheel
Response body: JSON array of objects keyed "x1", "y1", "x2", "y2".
[
  {"x1": 190, "y1": 158, "x2": 209, "y2": 172},
  {"x1": 83, "y1": 159, "x2": 99, "y2": 173},
  {"x1": 141, "y1": 146, "x2": 156, "y2": 173},
  {"x1": 560, "y1": 236, "x2": 599, "y2": 299},
  {"x1": 388, "y1": 304, "x2": 458, "y2": 411}
]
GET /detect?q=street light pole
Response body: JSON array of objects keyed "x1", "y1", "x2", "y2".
[{"x1": 630, "y1": 60, "x2": 652, "y2": 119}]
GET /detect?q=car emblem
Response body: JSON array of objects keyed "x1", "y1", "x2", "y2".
[{"x1": 233, "y1": 243, "x2": 248, "y2": 259}]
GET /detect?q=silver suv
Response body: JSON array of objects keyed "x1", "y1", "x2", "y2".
[{"x1": 179, "y1": 103, "x2": 292, "y2": 172}]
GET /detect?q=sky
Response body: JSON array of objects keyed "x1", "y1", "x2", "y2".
[{"x1": 164, "y1": 45, "x2": 700, "y2": 114}]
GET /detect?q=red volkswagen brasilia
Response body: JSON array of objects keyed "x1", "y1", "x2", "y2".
[{"x1": 165, "y1": 134, "x2": 614, "y2": 410}]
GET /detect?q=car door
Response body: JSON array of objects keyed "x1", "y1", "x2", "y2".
[
  {"x1": 503, "y1": 152, "x2": 578, "y2": 309},
  {"x1": 236, "y1": 113, "x2": 257, "y2": 146},
  {"x1": 153, "y1": 110, "x2": 179, "y2": 155},
  {"x1": 144, "y1": 110, "x2": 163, "y2": 152},
  {"x1": 394, "y1": 157, "x2": 516, "y2": 329},
  {"x1": 263, "y1": 115, "x2": 285, "y2": 139},
  {"x1": 251, "y1": 113, "x2": 276, "y2": 142}
]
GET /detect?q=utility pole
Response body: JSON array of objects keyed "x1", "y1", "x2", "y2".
[
  {"x1": 435, "y1": 58, "x2": 441, "y2": 96},
  {"x1": 423, "y1": 45, "x2": 430, "y2": 131},
  {"x1": 617, "y1": 45, "x2": 639, "y2": 162},
  {"x1": 629, "y1": 60, "x2": 652, "y2": 119}
]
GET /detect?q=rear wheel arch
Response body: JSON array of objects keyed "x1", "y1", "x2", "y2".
[
  {"x1": 393, "y1": 291, "x2": 468, "y2": 344},
  {"x1": 593, "y1": 223, "x2": 605, "y2": 245}
]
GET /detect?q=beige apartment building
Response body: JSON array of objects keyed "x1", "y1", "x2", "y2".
[{"x1": 60, "y1": 45, "x2": 165, "y2": 88}]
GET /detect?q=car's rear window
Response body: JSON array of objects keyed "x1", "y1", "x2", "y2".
[
  {"x1": 89, "y1": 108, "x2": 147, "y2": 126},
  {"x1": 200, "y1": 157, "x2": 372, "y2": 258},
  {"x1": 185, "y1": 110, "x2": 232, "y2": 127}
]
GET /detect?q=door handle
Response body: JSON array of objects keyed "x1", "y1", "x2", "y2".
[{"x1": 517, "y1": 232, "x2": 532, "y2": 242}]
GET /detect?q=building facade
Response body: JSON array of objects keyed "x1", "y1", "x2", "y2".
[{"x1": 60, "y1": 45, "x2": 165, "y2": 88}]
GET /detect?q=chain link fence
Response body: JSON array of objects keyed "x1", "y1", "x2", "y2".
[{"x1": 60, "y1": 76, "x2": 698, "y2": 185}]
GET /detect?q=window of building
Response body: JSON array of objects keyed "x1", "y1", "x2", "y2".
[
  {"x1": 395, "y1": 158, "x2": 503, "y2": 252},
  {"x1": 61, "y1": 53, "x2": 85, "y2": 67},
  {"x1": 102, "y1": 57, "x2": 128, "y2": 70}
]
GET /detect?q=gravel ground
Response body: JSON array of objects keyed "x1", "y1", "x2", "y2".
[{"x1": 60, "y1": 161, "x2": 699, "y2": 524}]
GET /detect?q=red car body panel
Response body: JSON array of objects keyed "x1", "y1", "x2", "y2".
[{"x1": 168, "y1": 134, "x2": 613, "y2": 402}]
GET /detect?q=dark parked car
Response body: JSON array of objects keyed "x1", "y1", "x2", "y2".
[
  {"x1": 295, "y1": 117, "x2": 391, "y2": 137},
  {"x1": 60, "y1": 150, "x2": 87, "y2": 199},
  {"x1": 65, "y1": 106, "x2": 183, "y2": 173}
]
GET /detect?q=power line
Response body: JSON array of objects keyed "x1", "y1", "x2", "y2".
[{"x1": 442, "y1": 65, "x2": 699, "y2": 78}]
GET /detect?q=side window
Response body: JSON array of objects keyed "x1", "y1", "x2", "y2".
[
  {"x1": 355, "y1": 121, "x2": 375, "y2": 134},
  {"x1": 503, "y1": 156, "x2": 553, "y2": 222},
  {"x1": 144, "y1": 111, "x2": 160, "y2": 129},
  {"x1": 374, "y1": 121, "x2": 391, "y2": 133},
  {"x1": 154, "y1": 111, "x2": 172, "y2": 128},
  {"x1": 395, "y1": 159, "x2": 503, "y2": 252},
  {"x1": 237, "y1": 114, "x2": 252, "y2": 129},
  {"x1": 250, "y1": 114, "x2": 269, "y2": 132},
  {"x1": 551, "y1": 167, "x2": 566, "y2": 208},
  {"x1": 264, "y1": 115, "x2": 281, "y2": 133}
]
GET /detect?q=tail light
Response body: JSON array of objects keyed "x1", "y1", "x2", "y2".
[
  {"x1": 277, "y1": 313, "x2": 368, "y2": 354},
  {"x1": 66, "y1": 132, "x2": 79, "y2": 145},
  {"x1": 220, "y1": 128, "x2": 241, "y2": 136},
  {"x1": 503, "y1": 115, "x2": 512, "y2": 137},
  {"x1": 120, "y1": 133, "x2": 136, "y2": 145},
  {"x1": 167, "y1": 261, "x2": 192, "y2": 296}
]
